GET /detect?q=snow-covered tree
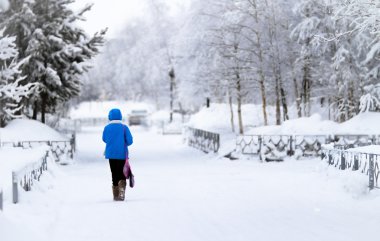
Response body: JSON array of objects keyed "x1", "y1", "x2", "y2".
[
  {"x1": 0, "y1": 29, "x2": 36, "y2": 126},
  {"x1": 1, "y1": 0, "x2": 106, "y2": 123},
  {"x1": 291, "y1": 0, "x2": 328, "y2": 117}
]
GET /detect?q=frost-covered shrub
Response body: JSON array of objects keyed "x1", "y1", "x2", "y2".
[{"x1": 359, "y1": 84, "x2": 380, "y2": 113}]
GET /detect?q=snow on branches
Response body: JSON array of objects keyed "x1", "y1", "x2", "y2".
[
  {"x1": 0, "y1": 0, "x2": 106, "y2": 123},
  {"x1": 0, "y1": 29, "x2": 37, "y2": 126}
]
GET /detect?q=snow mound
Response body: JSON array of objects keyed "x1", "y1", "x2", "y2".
[
  {"x1": 249, "y1": 114, "x2": 340, "y2": 135},
  {"x1": 339, "y1": 112, "x2": 380, "y2": 134},
  {"x1": 186, "y1": 104, "x2": 232, "y2": 132},
  {"x1": 0, "y1": 119, "x2": 67, "y2": 142},
  {"x1": 187, "y1": 104, "x2": 380, "y2": 136}
]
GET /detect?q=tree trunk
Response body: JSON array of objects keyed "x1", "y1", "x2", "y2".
[
  {"x1": 236, "y1": 73, "x2": 244, "y2": 135},
  {"x1": 32, "y1": 101, "x2": 38, "y2": 120},
  {"x1": 280, "y1": 80, "x2": 289, "y2": 121},
  {"x1": 228, "y1": 90, "x2": 235, "y2": 133},
  {"x1": 250, "y1": 0, "x2": 268, "y2": 126},
  {"x1": 275, "y1": 76, "x2": 281, "y2": 125},
  {"x1": 41, "y1": 92, "x2": 47, "y2": 124},
  {"x1": 292, "y1": 74, "x2": 302, "y2": 118},
  {"x1": 259, "y1": 71, "x2": 268, "y2": 126},
  {"x1": 302, "y1": 55, "x2": 312, "y2": 117},
  {"x1": 169, "y1": 68, "x2": 175, "y2": 123},
  {"x1": 0, "y1": 100, "x2": 4, "y2": 127}
]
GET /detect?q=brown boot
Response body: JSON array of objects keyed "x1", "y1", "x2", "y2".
[
  {"x1": 112, "y1": 186, "x2": 120, "y2": 201},
  {"x1": 118, "y1": 180, "x2": 127, "y2": 201}
]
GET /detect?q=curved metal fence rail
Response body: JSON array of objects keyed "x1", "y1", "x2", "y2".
[
  {"x1": 12, "y1": 151, "x2": 49, "y2": 203},
  {"x1": 322, "y1": 149, "x2": 380, "y2": 189},
  {"x1": 235, "y1": 134, "x2": 380, "y2": 161},
  {"x1": 186, "y1": 127, "x2": 220, "y2": 153}
]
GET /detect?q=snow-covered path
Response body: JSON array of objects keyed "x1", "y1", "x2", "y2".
[{"x1": 5, "y1": 126, "x2": 380, "y2": 241}]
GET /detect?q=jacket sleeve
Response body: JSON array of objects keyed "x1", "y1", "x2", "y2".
[
  {"x1": 102, "y1": 126, "x2": 107, "y2": 143},
  {"x1": 125, "y1": 126, "x2": 133, "y2": 146}
]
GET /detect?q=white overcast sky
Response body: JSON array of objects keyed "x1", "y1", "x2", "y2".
[{"x1": 70, "y1": 0, "x2": 189, "y2": 38}]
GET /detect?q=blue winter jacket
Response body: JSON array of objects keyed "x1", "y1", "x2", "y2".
[{"x1": 102, "y1": 109, "x2": 133, "y2": 160}]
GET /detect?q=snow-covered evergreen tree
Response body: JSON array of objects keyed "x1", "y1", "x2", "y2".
[
  {"x1": 291, "y1": 0, "x2": 330, "y2": 117},
  {"x1": 0, "y1": 29, "x2": 36, "y2": 126},
  {"x1": 330, "y1": 0, "x2": 380, "y2": 116},
  {"x1": 1, "y1": 0, "x2": 106, "y2": 123}
]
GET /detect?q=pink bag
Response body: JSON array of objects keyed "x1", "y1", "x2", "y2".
[{"x1": 123, "y1": 159, "x2": 135, "y2": 188}]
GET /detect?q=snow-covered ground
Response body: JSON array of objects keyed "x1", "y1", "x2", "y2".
[
  {"x1": 187, "y1": 104, "x2": 380, "y2": 136},
  {"x1": 1, "y1": 125, "x2": 380, "y2": 241}
]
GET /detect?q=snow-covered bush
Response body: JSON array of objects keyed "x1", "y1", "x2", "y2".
[{"x1": 359, "y1": 84, "x2": 380, "y2": 113}]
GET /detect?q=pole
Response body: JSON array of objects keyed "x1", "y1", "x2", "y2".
[{"x1": 12, "y1": 172, "x2": 18, "y2": 204}]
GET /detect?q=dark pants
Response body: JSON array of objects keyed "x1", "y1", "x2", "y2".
[{"x1": 109, "y1": 159, "x2": 126, "y2": 186}]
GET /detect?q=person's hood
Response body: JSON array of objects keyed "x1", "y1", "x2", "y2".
[{"x1": 108, "y1": 108, "x2": 122, "y2": 121}]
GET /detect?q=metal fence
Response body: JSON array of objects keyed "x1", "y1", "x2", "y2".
[
  {"x1": 322, "y1": 149, "x2": 380, "y2": 189},
  {"x1": 186, "y1": 127, "x2": 220, "y2": 153},
  {"x1": 235, "y1": 134, "x2": 380, "y2": 161},
  {"x1": 0, "y1": 134, "x2": 75, "y2": 162},
  {"x1": 12, "y1": 151, "x2": 49, "y2": 203}
]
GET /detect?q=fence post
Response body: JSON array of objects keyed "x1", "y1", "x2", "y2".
[
  {"x1": 328, "y1": 151, "x2": 332, "y2": 165},
  {"x1": 215, "y1": 133, "x2": 220, "y2": 153},
  {"x1": 353, "y1": 155, "x2": 359, "y2": 171},
  {"x1": 70, "y1": 133, "x2": 76, "y2": 159},
  {"x1": 288, "y1": 135, "x2": 294, "y2": 156},
  {"x1": 0, "y1": 189, "x2": 3, "y2": 211},
  {"x1": 12, "y1": 172, "x2": 18, "y2": 204},
  {"x1": 369, "y1": 154, "x2": 375, "y2": 190},
  {"x1": 258, "y1": 136, "x2": 263, "y2": 160},
  {"x1": 341, "y1": 152, "x2": 346, "y2": 170}
]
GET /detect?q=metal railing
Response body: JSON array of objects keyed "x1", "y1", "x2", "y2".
[
  {"x1": 0, "y1": 134, "x2": 75, "y2": 162},
  {"x1": 186, "y1": 127, "x2": 220, "y2": 153},
  {"x1": 12, "y1": 151, "x2": 49, "y2": 203},
  {"x1": 322, "y1": 149, "x2": 380, "y2": 189},
  {"x1": 235, "y1": 134, "x2": 380, "y2": 160}
]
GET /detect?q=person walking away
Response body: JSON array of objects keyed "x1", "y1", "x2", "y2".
[{"x1": 102, "y1": 108, "x2": 133, "y2": 201}]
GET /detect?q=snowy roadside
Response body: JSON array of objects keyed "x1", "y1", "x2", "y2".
[
  {"x1": 0, "y1": 119, "x2": 70, "y2": 205},
  {"x1": 186, "y1": 105, "x2": 380, "y2": 136},
  {"x1": 0, "y1": 145, "x2": 50, "y2": 200},
  {"x1": 4, "y1": 128, "x2": 380, "y2": 241}
]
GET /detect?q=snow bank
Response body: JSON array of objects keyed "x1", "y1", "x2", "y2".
[
  {"x1": 248, "y1": 114, "x2": 340, "y2": 135},
  {"x1": 186, "y1": 104, "x2": 235, "y2": 133},
  {"x1": 250, "y1": 112, "x2": 380, "y2": 135},
  {"x1": 0, "y1": 145, "x2": 50, "y2": 200},
  {"x1": 339, "y1": 112, "x2": 380, "y2": 134},
  {"x1": 0, "y1": 119, "x2": 67, "y2": 142},
  {"x1": 187, "y1": 104, "x2": 380, "y2": 136}
]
